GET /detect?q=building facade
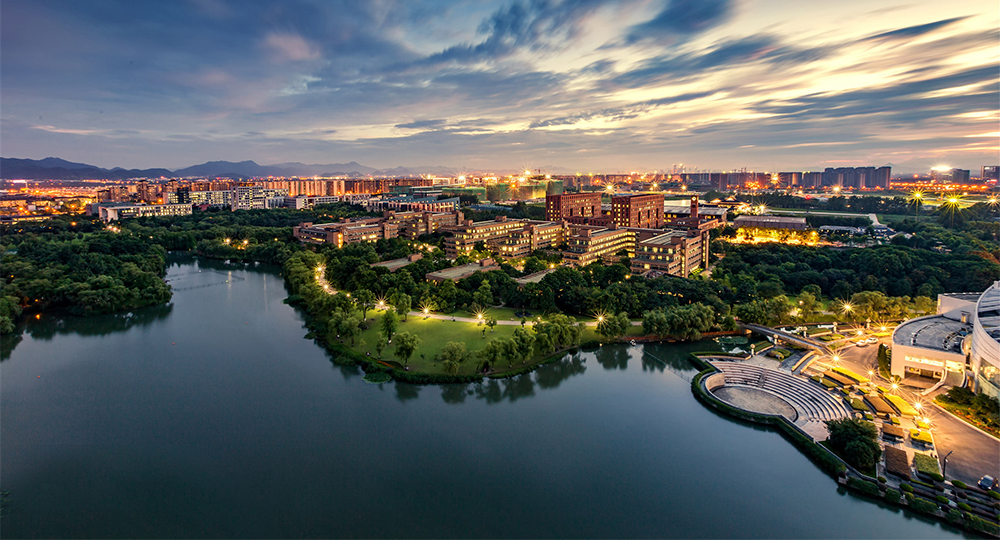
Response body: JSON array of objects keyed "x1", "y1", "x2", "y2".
[
  {"x1": 611, "y1": 193, "x2": 664, "y2": 228},
  {"x1": 96, "y1": 203, "x2": 193, "y2": 221},
  {"x1": 545, "y1": 192, "x2": 601, "y2": 221}
]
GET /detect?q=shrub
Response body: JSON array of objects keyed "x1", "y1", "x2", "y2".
[
  {"x1": 878, "y1": 476, "x2": 886, "y2": 483},
  {"x1": 900, "y1": 483, "x2": 914, "y2": 492},
  {"x1": 884, "y1": 488, "x2": 901, "y2": 503},
  {"x1": 964, "y1": 512, "x2": 1000, "y2": 536},
  {"x1": 952, "y1": 480, "x2": 967, "y2": 489},
  {"x1": 909, "y1": 497, "x2": 940, "y2": 515},
  {"x1": 362, "y1": 372, "x2": 392, "y2": 384},
  {"x1": 946, "y1": 508, "x2": 961, "y2": 523},
  {"x1": 912, "y1": 453, "x2": 941, "y2": 476},
  {"x1": 988, "y1": 491, "x2": 1000, "y2": 500},
  {"x1": 936, "y1": 495, "x2": 949, "y2": 504},
  {"x1": 847, "y1": 476, "x2": 881, "y2": 497},
  {"x1": 958, "y1": 502, "x2": 972, "y2": 511}
]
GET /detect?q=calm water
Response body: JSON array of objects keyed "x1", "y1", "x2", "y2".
[{"x1": 0, "y1": 257, "x2": 969, "y2": 538}]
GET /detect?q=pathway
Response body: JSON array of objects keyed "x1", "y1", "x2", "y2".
[{"x1": 404, "y1": 311, "x2": 642, "y2": 327}]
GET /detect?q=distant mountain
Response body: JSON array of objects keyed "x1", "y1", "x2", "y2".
[
  {"x1": 1, "y1": 157, "x2": 171, "y2": 180},
  {"x1": 2, "y1": 156, "x2": 458, "y2": 180}
]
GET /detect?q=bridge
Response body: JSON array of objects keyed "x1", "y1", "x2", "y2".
[{"x1": 740, "y1": 323, "x2": 835, "y2": 359}]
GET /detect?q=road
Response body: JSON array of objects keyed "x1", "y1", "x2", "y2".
[{"x1": 833, "y1": 337, "x2": 1000, "y2": 485}]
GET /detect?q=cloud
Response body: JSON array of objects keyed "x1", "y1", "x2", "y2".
[
  {"x1": 263, "y1": 32, "x2": 320, "y2": 61},
  {"x1": 418, "y1": 0, "x2": 612, "y2": 65},
  {"x1": 529, "y1": 91, "x2": 714, "y2": 128},
  {"x1": 623, "y1": 0, "x2": 733, "y2": 44},
  {"x1": 395, "y1": 119, "x2": 448, "y2": 129},
  {"x1": 865, "y1": 16, "x2": 968, "y2": 41}
]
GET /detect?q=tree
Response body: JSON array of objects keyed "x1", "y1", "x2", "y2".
[
  {"x1": 393, "y1": 331, "x2": 420, "y2": 368},
  {"x1": 486, "y1": 315, "x2": 498, "y2": 333},
  {"x1": 381, "y1": 310, "x2": 399, "y2": 342},
  {"x1": 329, "y1": 309, "x2": 361, "y2": 345},
  {"x1": 597, "y1": 312, "x2": 630, "y2": 340},
  {"x1": 354, "y1": 289, "x2": 376, "y2": 321},
  {"x1": 473, "y1": 279, "x2": 492, "y2": 307},
  {"x1": 914, "y1": 296, "x2": 935, "y2": 315},
  {"x1": 511, "y1": 327, "x2": 536, "y2": 364},
  {"x1": 394, "y1": 293, "x2": 411, "y2": 321},
  {"x1": 375, "y1": 335, "x2": 387, "y2": 359},
  {"x1": 478, "y1": 339, "x2": 506, "y2": 371},
  {"x1": 796, "y1": 291, "x2": 819, "y2": 320},
  {"x1": 825, "y1": 418, "x2": 881, "y2": 470},
  {"x1": 439, "y1": 341, "x2": 472, "y2": 364}
]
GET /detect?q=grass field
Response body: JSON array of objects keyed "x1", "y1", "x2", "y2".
[{"x1": 343, "y1": 308, "x2": 643, "y2": 376}]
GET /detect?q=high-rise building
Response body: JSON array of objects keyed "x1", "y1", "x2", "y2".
[{"x1": 982, "y1": 166, "x2": 999, "y2": 181}]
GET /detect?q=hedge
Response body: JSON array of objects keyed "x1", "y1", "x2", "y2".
[
  {"x1": 964, "y1": 512, "x2": 1000, "y2": 536},
  {"x1": 847, "y1": 477, "x2": 880, "y2": 497},
  {"x1": 913, "y1": 453, "x2": 941, "y2": 476},
  {"x1": 911, "y1": 430, "x2": 934, "y2": 445},
  {"x1": 909, "y1": 497, "x2": 940, "y2": 516},
  {"x1": 952, "y1": 480, "x2": 967, "y2": 490},
  {"x1": 900, "y1": 483, "x2": 914, "y2": 492},
  {"x1": 885, "y1": 488, "x2": 901, "y2": 503}
]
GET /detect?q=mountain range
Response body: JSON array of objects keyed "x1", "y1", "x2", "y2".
[{"x1": 0, "y1": 157, "x2": 459, "y2": 180}]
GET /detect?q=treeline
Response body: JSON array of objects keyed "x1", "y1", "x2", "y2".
[
  {"x1": 0, "y1": 227, "x2": 171, "y2": 325},
  {"x1": 714, "y1": 243, "x2": 998, "y2": 299}
]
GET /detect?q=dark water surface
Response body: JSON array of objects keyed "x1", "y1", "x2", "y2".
[{"x1": 1, "y1": 257, "x2": 968, "y2": 538}]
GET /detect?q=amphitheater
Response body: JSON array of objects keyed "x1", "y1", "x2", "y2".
[{"x1": 704, "y1": 360, "x2": 852, "y2": 440}]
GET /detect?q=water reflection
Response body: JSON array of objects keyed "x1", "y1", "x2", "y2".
[
  {"x1": 395, "y1": 381, "x2": 422, "y2": 402},
  {"x1": 439, "y1": 354, "x2": 588, "y2": 405},
  {"x1": 595, "y1": 343, "x2": 630, "y2": 370}
]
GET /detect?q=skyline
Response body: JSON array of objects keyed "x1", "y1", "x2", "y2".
[{"x1": 1, "y1": 0, "x2": 998, "y2": 173}]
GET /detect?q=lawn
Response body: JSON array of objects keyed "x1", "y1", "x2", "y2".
[{"x1": 344, "y1": 309, "x2": 643, "y2": 377}]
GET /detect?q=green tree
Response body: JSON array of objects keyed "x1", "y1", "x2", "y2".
[
  {"x1": 473, "y1": 279, "x2": 493, "y2": 307},
  {"x1": 914, "y1": 296, "x2": 935, "y2": 315},
  {"x1": 796, "y1": 291, "x2": 819, "y2": 320},
  {"x1": 511, "y1": 327, "x2": 536, "y2": 364},
  {"x1": 597, "y1": 312, "x2": 630, "y2": 340},
  {"x1": 375, "y1": 335, "x2": 387, "y2": 359},
  {"x1": 825, "y1": 418, "x2": 881, "y2": 470},
  {"x1": 478, "y1": 339, "x2": 506, "y2": 371},
  {"x1": 394, "y1": 293, "x2": 412, "y2": 321},
  {"x1": 354, "y1": 289, "x2": 376, "y2": 321},
  {"x1": 439, "y1": 341, "x2": 472, "y2": 365},
  {"x1": 381, "y1": 310, "x2": 399, "y2": 342},
  {"x1": 393, "y1": 331, "x2": 420, "y2": 367},
  {"x1": 486, "y1": 315, "x2": 498, "y2": 333}
]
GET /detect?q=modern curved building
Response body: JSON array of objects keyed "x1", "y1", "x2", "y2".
[
  {"x1": 891, "y1": 282, "x2": 1000, "y2": 398},
  {"x1": 971, "y1": 282, "x2": 1000, "y2": 397}
]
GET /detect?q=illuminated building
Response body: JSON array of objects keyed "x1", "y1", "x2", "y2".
[
  {"x1": 545, "y1": 192, "x2": 601, "y2": 221},
  {"x1": 733, "y1": 215, "x2": 807, "y2": 231},
  {"x1": 611, "y1": 193, "x2": 664, "y2": 228},
  {"x1": 891, "y1": 284, "x2": 1000, "y2": 398},
  {"x1": 96, "y1": 202, "x2": 193, "y2": 221}
]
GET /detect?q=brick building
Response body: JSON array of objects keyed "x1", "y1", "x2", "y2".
[
  {"x1": 611, "y1": 193, "x2": 664, "y2": 228},
  {"x1": 545, "y1": 192, "x2": 602, "y2": 221}
]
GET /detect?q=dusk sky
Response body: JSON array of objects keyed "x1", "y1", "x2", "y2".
[{"x1": 1, "y1": 0, "x2": 997, "y2": 173}]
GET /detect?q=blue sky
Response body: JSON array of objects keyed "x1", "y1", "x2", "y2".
[{"x1": 1, "y1": 0, "x2": 997, "y2": 173}]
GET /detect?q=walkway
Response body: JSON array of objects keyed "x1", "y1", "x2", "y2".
[
  {"x1": 709, "y1": 360, "x2": 852, "y2": 439},
  {"x1": 404, "y1": 311, "x2": 643, "y2": 327},
  {"x1": 741, "y1": 323, "x2": 834, "y2": 357}
]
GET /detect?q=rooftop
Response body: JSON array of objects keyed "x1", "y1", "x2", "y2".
[
  {"x1": 662, "y1": 205, "x2": 728, "y2": 216},
  {"x1": 426, "y1": 260, "x2": 499, "y2": 281},
  {"x1": 514, "y1": 268, "x2": 556, "y2": 285},
  {"x1": 371, "y1": 257, "x2": 417, "y2": 272},
  {"x1": 942, "y1": 292, "x2": 983, "y2": 302},
  {"x1": 641, "y1": 230, "x2": 687, "y2": 245},
  {"x1": 733, "y1": 215, "x2": 807, "y2": 225},
  {"x1": 893, "y1": 315, "x2": 971, "y2": 353}
]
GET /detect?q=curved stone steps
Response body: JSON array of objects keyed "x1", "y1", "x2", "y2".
[{"x1": 711, "y1": 361, "x2": 851, "y2": 423}]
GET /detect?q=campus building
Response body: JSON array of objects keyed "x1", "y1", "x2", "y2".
[
  {"x1": 443, "y1": 216, "x2": 565, "y2": 258},
  {"x1": 630, "y1": 229, "x2": 708, "y2": 277},
  {"x1": 611, "y1": 193, "x2": 664, "y2": 228},
  {"x1": 293, "y1": 210, "x2": 463, "y2": 247},
  {"x1": 545, "y1": 192, "x2": 601, "y2": 221},
  {"x1": 891, "y1": 284, "x2": 1000, "y2": 397},
  {"x1": 733, "y1": 215, "x2": 808, "y2": 231},
  {"x1": 561, "y1": 226, "x2": 635, "y2": 267},
  {"x1": 95, "y1": 202, "x2": 193, "y2": 221}
]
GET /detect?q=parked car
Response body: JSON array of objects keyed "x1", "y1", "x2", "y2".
[
  {"x1": 979, "y1": 475, "x2": 998, "y2": 491},
  {"x1": 854, "y1": 340, "x2": 868, "y2": 347},
  {"x1": 865, "y1": 337, "x2": 878, "y2": 344}
]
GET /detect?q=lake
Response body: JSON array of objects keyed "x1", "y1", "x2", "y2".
[{"x1": 0, "y1": 256, "x2": 969, "y2": 538}]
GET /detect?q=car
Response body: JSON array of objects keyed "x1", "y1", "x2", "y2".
[
  {"x1": 854, "y1": 340, "x2": 868, "y2": 347},
  {"x1": 979, "y1": 475, "x2": 998, "y2": 491},
  {"x1": 865, "y1": 337, "x2": 878, "y2": 344}
]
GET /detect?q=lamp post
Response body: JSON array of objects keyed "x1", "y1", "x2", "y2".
[{"x1": 942, "y1": 450, "x2": 953, "y2": 481}]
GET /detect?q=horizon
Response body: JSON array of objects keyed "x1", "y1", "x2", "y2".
[{"x1": 1, "y1": 0, "x2": 998, "y2": 173}]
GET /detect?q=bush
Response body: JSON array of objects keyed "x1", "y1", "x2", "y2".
[
  {"x1": 936, "y1": 495, "x2": 949, "y2": 504},
  {"x1": 988, "y1": 491, "x2": 1000, "y2": 500},
  {"x1": 952, "y1": 480, "x2": 967, "y2": 489},
  {"x1": 847, "y1": 476, "x2": 881, "y2": 497},
  {"x1": 909, "y1": 497, "x2": 940, "y2": 515},
  {"x1": 958, "y1": 502, "x2": 972, "y2": 511},
  {"x1": 362, "y1": 372, "x2": 392, "y2": 384},
  {"x1": 885, "y1": 488, "x2": 901, "y2": 503},
  {"x1": 913, "y1": 453, "x2": 941, "y2": 476},
  {"x1": 964, "y1": 512, "x2": 1000, "y2": 536},
  {"x1": 900, "y1": 483, "x2": 914, "y2": 492},
  {"x1": 878, "y1": 476, "x2": 886, "y2": 483},
  {"x1": 946, "y1": 508, "x2": 962, "y2": 523}
]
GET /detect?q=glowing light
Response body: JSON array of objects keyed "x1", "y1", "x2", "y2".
[
  {"x1": 880, "y1": 326, "x2": 887, "y2": 332},
  {"x1": 597, "y1": 316, "x2": 604, "y2": 323},
  {"x1": 832, "y1": 355, "x2": 840, "y2": 363},
  {"x1": 914, "y1": 401, "x2": 922, "y2": 410},
  {"x1": 524, "y1": 169, "x2": 531, "y2": 176},
  {"x1": 224, "y1": 238, "x2": 231, "y2": 244},
  {"x1": 891, "y1": 383, "x2": 898, "y2": 391}
]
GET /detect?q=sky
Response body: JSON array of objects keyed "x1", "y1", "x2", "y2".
[{"x1": 1, "y1": 0, "x2": 998, "y2": 173}]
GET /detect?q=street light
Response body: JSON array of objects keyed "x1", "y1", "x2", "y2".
[{"x1": 942, "y1": 450, "x2": 953, "y2": 480}]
